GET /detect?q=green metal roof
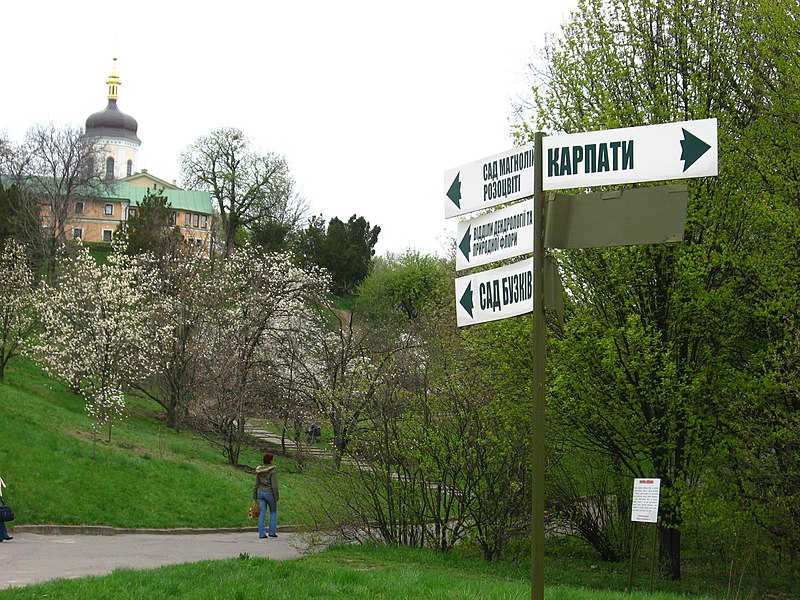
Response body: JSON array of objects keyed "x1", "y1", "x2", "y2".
[
  {"x1": 108, "y1": 182, "x2": 213, "y2": 214},
  {"x1": 1, "y1": 176, "x2": 212, "y2": 215}
]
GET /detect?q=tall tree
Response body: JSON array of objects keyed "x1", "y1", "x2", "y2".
[
  {"x1": 325, "y1": 215, "x2": 380, "y2": 295},
  {"x1": 2, "y1": 123, "x2": 107, "y2": 278},
  {"x1": 521, "y1": 0, "x2": 800, "y2": 580},
  {"x1": 129, "y1": 244, "x2": 213, "y2": 431},
  {"x1": 295, "y1": 214, "x2": 381, "y2": 295},
  {"x1": 179, "y1": 127, "x2": 302, "y2": 258}
]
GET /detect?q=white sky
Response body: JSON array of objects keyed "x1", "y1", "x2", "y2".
[{"x1": 2, "y1": 1, "x2": 576, "y2": 256}]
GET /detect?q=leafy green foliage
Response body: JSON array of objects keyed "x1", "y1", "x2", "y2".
[
  {"x1": 357, "y1": 251, "x2": 450, "y2": 321},
  {"x1": 295, "y1": 214, "x2": 380, "y2": 295},
  {"x1": 518, "y1": 0, "x2": 800, "y2": 581},
  {"x1": 115, "y1": 187, "x2": 185, "y2": 258},
  {"x1": 250, "y1": 219, "x2": 291, "y2": 253}
]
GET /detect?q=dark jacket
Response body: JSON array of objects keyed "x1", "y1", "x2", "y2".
[{"x1": 253, "y1": 464, "x2": 279, "y2": 501}]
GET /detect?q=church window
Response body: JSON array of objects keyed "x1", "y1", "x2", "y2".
[
  {"x1": 185, "y1": 212, "x2": 191, "y2": 226},
  {"x1": 193, "y1": 214, "x2": 199, "y2": 227},
  {"x1": 127, "y1": 159, "x2": 133, "y2": 177},
  {"x1": 73, "y1": 228, "x2": 83, "y2": 240},
  {"x1": 104, "y1": 203, "x2": 114, "y2": 216},
  {"x1": 103, "y1": 230, "x2": 113, "y2": 243},
  {"x1": 75, "y1": 201, "x2": 84, "y2": 214},
  {"x1": 106, "y1": 157, "x2": 115, "y2": 180}
]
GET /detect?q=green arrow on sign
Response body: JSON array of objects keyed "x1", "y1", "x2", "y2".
[
  {"x1": 680, "y1": 128, "x2": 712, "y2": 172},
  {"x1": 459, "y1": 282, "x2": 474, "y2": 318},
  {"x1": 447, "y1": 173, "x2": 462, "y2": 208},
  {"x1": 458, "y1": 225, "x2": 471, "y2": 262}
]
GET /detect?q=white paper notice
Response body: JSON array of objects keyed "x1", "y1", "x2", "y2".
[{"x1": 631, "y1": 478, "x2": 661, "y2": 523}]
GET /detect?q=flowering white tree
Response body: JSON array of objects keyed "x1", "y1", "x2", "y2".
[
  {"x1": 27, "y1": 242, "x2": 167, "y2": 442},
  {"x1": 265, "y1": 310, "x2": 326, "y2": 465},
  {"x1": 128, "y1": 245, "x2": 214, "y2": 431},
  {"x1": 0, "y1": 239, "x2": 37, "y2": 380},
  {"x1": 193, "y1": 245, "x2": 327, "y2": 465}
]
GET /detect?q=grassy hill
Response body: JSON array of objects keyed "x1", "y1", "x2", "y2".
[
  {"x1": 0, "y1": 358, "x2": 319, "y2": 529},
  {"x1": 1, "y1": 358, "x2": 791, "y2": 599}
]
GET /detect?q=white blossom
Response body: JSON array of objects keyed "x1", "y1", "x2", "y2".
[{"x1": 26, "y1": 242, "x2": 168, "y2": 440}]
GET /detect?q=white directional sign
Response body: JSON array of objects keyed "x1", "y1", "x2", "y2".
[
  {"x1": 455, "y1": 258, "x2": 533, "y2": 327},
  {"x1": 444, "y1": 143, "x2": 536, "y2": 219},
  {"x1": 543, "y1": 118, "x2": 717, "y2": 190},
  {"x1": 456, "y1": 199, "x2": 534, "y2": 272}
]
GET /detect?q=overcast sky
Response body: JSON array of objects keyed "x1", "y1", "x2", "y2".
[{"x1": 2, "y1": 1, "x2": 576, "y2": 256}]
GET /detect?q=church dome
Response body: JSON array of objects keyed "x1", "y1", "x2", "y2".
[
  {"x1": 84, "y1": 58, "x2": 141, "y2": 144},
  {"x1": 85, "y1": 99, "x2": 140, "y2": 143}
]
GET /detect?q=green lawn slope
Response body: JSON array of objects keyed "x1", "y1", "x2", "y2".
[{"x1": 0, "y1": 358, "x2": 318, "y2": 529}]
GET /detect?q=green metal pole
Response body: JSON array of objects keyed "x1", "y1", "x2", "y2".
[{"x1": 531, "y1": 131, "x2": 545, "y2": 600}]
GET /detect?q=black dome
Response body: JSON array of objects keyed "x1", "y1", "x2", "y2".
[{"x1": 85, "y1": 99, "x2": 140, "y2": 143}]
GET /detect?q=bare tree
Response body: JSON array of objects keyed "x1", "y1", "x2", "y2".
[
  {"x1": 3, "y1": 123, "x2": 107, "y2": 278},
  {"x1": 179, "y1": 127, "x2": 302, "y2": 258}
]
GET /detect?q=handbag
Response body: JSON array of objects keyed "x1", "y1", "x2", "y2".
[
  {"x1": 248, "y1": 502, "x2": 259, "y2": 520},
  {"x1": 0, "y1": 498, "x2": 14, "y2": 523}
]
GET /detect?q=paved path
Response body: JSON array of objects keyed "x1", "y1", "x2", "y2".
[
  {"x1": 0, "y1": 426, "x2": 331, "y2": 591},
  {"x1": 0, "y1": 529, "x2": 304, "y2": 591},
  {"x1": 245, "y1": 425, "x2": 330, "y2": 458}
]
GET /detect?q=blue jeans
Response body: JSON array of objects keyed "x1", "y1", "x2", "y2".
[
  {"x1": 257, "y1": 491, "x2": 277, "y2": 537},
  {"x1": 0, "y1": 521, "x2": 10, "y2": 540}
]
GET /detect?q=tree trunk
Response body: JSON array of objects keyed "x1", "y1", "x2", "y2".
[{"x1": 658, "y1": 523, "x2": 682, "y2": 580}]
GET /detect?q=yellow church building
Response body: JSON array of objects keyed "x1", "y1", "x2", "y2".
[{"x1": 72, "y1": 59, "x2": 213, "y2": 253}]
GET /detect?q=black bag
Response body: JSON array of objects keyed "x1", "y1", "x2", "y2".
[{"x1": 0, "y1": 498, "x2": 14, "y2": 523}]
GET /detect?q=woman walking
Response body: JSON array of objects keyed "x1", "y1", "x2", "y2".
[{"x1": 252, "y1": 453, "x2": 279, "y2": 538}]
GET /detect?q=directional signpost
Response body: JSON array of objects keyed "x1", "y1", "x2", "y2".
[
  {"x1": 455, "y1": 199, "x2": 534, "y2": 271},
  {"x1": 543, "y1": 118, "x2": 717, "y2": 190},
  {"x1": 442, "y1": 118, "x2": 718, "y2": 600},
  {"x1": 444, "y1": 142, "x2": 536, "y2": 218}
]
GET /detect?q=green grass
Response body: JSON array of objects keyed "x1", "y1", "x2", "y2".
[
  {"x1": 0, "y1": 359, "x2": 794, "y2": 599},
  {"x1": 0, "y1": 358, "x2": 324, "y2": 528},
  {"x1": 0, "y1": 544, "x2": 718, "y2": 600},
  {"x1": 328, "y1": 292, "x2": 358, "y2": 312}
]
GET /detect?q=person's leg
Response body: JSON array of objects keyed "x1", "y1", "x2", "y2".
[
  {"x1": 266, "y1": 492, "x2": 278, "y2": 537},
  {"x1": 257, "y1": 492, "x2": 268, "y2": 538},
  {"x1": 0, "y1": 521, "x2": 10, "y2": 541}
]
